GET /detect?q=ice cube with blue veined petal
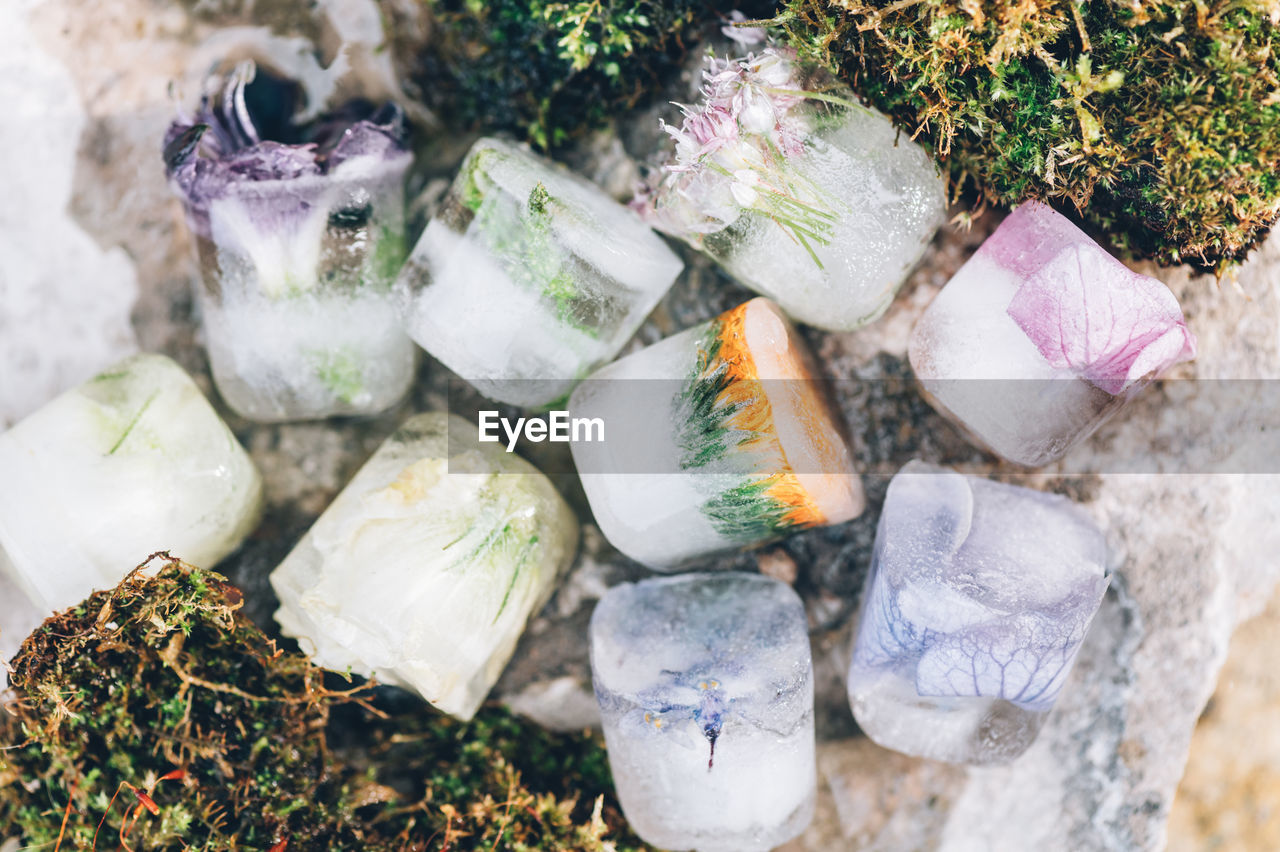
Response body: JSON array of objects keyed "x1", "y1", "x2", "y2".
[
  {"x1": 847, "y1": 461, "x2": 1109, "y2": 765},
  {"x1": 590, "y1": 572, "x2": 816, "y2": 851}
]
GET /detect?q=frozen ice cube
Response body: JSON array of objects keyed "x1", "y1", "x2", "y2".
[
  {"x1": 193, "y1": 165, "x2": 417, "y2": 422},
  {"x1": 590, "y1": 572, "x2": 815, "y2": 851},
  {"x1": 398, "y1": 137, "x2": 684, "y2": 409},
  {"x1": 637, "y1": 47, "x2": 945, "y2": 331},
  {"x1": 0, "y1": 354, "x2": 263, "y2": 617},
  {"x1": 0, "y1": 558, "x2": 42, "y2": 689},
  {"x1": 909, "y1": 201, "x2": 1196, "y2": 466},
  {"x1": 570, "y1": 297, "x2": 863, "y2": 568},
  {"x1": 166, "y1": 66, "x2": 417, "y2": 422},
  {"x1": 847, "y1": 461, "x2": 1109, "y2": 765},
  {"x1": 270, "y1": 412, "x2": 578, "y2": 720}
]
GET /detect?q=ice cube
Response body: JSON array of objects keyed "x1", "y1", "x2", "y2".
[
  {"x1": 847, "y1": 461, "x2": 1109, "y2": 765},
  {"x1": 397, "y1": 137, "x2": 684, "y2": 409},
  {"x1": 0, "y1": 354, "x2": 263, "y2": 616},
  {"x1": 909, "y1": 201, "x2": 1196, "y2": 466},
  {"x1": 570, "y1": 297, "x2": 863, "y2": 568},
  {"x1": 193, "y1": 164, "x2": 416, "y2": 422},
  {"x1": 636, "y1": 47, "x2": 945, "y2": 332},
  {"x1": 270, "y1": 412, "x2": 578, "y2": 720},
  {"x1": 166, "y1": 66, "x2": 416, "y2": 422},
  {"x1": 590, "y1": 572, "x2": 815, "y2": 851},
  {"x1": 0, "y1": 559, "x2": 42, "y2": 689}
]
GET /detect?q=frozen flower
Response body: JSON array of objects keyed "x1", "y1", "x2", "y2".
[
  {"x1": 721, "y1": 10, "x2": 768, "y2": 46},
  {"x1": 1006, "y1": 238, "x2": 1197, "y2": 394},
  {"x1": 634, "y1": 42, "x2": 848, "y2": 267},
  {"x1": 163, "y1": 61, "x2": 411, "y2": 296}
]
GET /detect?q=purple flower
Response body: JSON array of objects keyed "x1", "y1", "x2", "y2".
[{"x1": 164, "y1": 61, "x2": 410, "y2": 239}]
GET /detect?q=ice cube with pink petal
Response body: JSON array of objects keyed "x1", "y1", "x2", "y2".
[{"x1": 908, "y1": 201, "x2": 1196, "y2": 466}]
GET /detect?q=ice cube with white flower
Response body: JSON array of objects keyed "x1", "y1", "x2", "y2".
[
  {"x1": 0, "y1": 353, "x2": 263, "y2": 620},
  {"x1": 591, "y1": 572, "x2": 816, "y2": 852},
  {"x1": 398, "y1": 137, "x2": 684, "y2": 409},
  {"x1": 570, "y1": 297, "x2": 864, "y2": 568},
  {"x1": 165, "y1": 62, "x2": 416, "y2": 421},
  {"x1": 847, "y1": 461, "x2": 1109, "y2": 765},
  {"x1": 635, "y1": 43, "x2": 945, "y2": 332},
  {"x1": 270, "y1": 412, "x2": 578, "y2": 720},
  {"x1": 909, "y1": 201, "x2": 1197, "y2": 466}
]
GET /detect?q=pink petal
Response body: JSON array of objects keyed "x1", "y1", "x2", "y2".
[{"x1": 1005, "y1": 235, "x2": 1197, "y2": 395}]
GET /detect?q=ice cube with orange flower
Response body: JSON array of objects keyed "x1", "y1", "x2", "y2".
[{"x1": 569, "y1": 297, "x2": 863, "y2": 568}]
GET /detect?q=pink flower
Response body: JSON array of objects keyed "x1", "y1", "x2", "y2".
[
  {"x1": 1004, "y1": 211, "x2": 1197, "y2": 394},
  {"x1": 721, "y1": 10, "x2": 767, "y2": 46},
  {"x1": 631, "y1": 38, "x2": 836, "y2": 245}
]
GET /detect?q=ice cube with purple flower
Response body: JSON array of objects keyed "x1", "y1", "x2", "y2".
[
  {"x1": 847, "y1": 461, "x2": 1109, "y2": 765},
  {"x1": 165, "y1": 61, "x2": 415, "y2": 421},
  {"x1": 590, "y1": 572, "x2": 816, "y2": 851},
  {"x1": 634, "y1": 43, "x2": 945, "y2": 332},
  {"x1": 909, "y1": 201, "x2": 1197, "y2": 466}
]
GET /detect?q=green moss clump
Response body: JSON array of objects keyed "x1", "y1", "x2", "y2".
[
  {"x1": 778, "y1": 0, "x2": 1280, "y2": 269},
  {"x1": 0, "y1": 556, "x2": 640, "y2": 850},
  {"x1": 417, "y1": 0, "x2": 759, "y2": 149}
]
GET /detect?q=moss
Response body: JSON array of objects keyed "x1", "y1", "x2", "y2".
[
  {"x1": 777, "y1": 0, "x2": 1280, "y2": 269},
  {"x1": 0, "y1": 556, "x2": 642, "y2": 850},
  {"x1": 415, "y1": 0, "x2": 767, "y2": 150}
]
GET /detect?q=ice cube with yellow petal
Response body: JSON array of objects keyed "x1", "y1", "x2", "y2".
[
  {"x1": 270, "y1": 412, "x2": 578, "y2": 719},
  {"x1": 569, "y1": 297, "x2": 863, "y2": 568}
]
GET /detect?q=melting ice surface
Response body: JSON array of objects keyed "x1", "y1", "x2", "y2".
[
  {"x1": 0, "y1": 354, "x2": 262, "y2": 618},
  {"x1": 848, "y1": 461, "x2": 1109, "y2": 765},
  {"x1": 590, "y1": 572, "x2": 816, "y2": 851}
]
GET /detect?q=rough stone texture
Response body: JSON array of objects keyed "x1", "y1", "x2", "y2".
[
  {"x1": 6, "y1": 1, "x2": 1280, "y2": 850},
  {"x1": 1168, "y1": 590, "x2": 1280, "y2": 851},
  {"x1": 0, "y1": 0, "x2": 138, "y2": 428}
]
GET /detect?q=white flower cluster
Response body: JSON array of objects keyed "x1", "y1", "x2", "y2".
[{"x1": 634, "y1": 37, "x2": 847, "y2": 263}]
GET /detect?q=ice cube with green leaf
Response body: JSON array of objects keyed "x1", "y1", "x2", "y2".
[
  {"x1": 0, "y1": 354, "x2": 263, "y2": 624},
  {"x1": 398, "y1": 137, "x2": 683, "y2": 409},
  {"x1": 270, "y1": 412, "x2": 578, "y2": 720}
]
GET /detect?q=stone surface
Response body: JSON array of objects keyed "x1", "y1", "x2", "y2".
[
  {"x1": 1168, "y1": 587, "x2": 1280, "y2": 851},
  {"x1": 0, "y1": 0, "x2": 138, "y2": 428},
  {"x1": 6, "y1": 1, "x2": 1280, "y2": 849}
]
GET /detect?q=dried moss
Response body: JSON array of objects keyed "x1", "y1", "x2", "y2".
[
  {"x1": 777, "y1": 0, "x2": 1280, "y2": 269},
  {"x1": 415, "y1": 0, "x2": 767, "y2": 149},
  {"x1": 0, "y1": 556, "x2": 641, "y2": 850}
]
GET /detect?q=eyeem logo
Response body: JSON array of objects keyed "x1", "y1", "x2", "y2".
[{"x1": 478, "y1": 410, "x2": 605, "y2": 452}]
